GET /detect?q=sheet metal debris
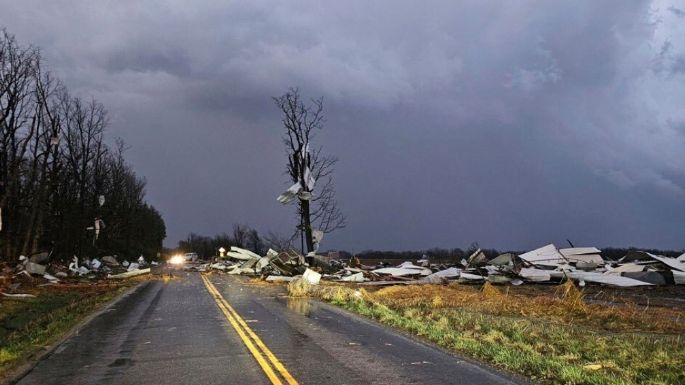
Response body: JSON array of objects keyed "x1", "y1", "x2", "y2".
[
  {"x1": 1, "y1": 252, "x2": 155, "y2": 292},
  {"x1": 199, "y1": 242, "x2": 684, "y2": 290}
]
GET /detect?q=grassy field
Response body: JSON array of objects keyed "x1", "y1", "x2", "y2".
[
  {"x1": 0, "y1": 282, "x2": 134, "y2": 379},
  {"x1": 292, "y1": 280, "x2": 685, "y2": 385}
]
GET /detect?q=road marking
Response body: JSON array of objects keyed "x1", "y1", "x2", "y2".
[{"x1": 201, "y1": 274, "x2": 299, "y2": 385}]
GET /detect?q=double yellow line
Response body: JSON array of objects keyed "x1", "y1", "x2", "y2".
[{"x1": 200, "y1": 274, "x2": 299, "y2": 385}]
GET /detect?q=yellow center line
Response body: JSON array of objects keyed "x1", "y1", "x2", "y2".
[{"x1": 200, "y1": 274, "x2": 299, "y2": 385}]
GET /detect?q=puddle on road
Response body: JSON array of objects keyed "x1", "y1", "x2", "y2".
[{"x1": 287, "y1": 298, "x2": 314, "y2": 317}]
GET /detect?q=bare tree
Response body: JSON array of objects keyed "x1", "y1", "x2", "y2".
[
  {"x1": 273, "y1": 88, "x2": 345, "y2": 257},
  {"x1": 263, "y1": 230, "x2": 295, "y2": 251},
  {"x1": 231, "y1": 224, "x2": 250, "y2": 249},
  {"x1": 0, "y1": 30, "x2": 166, "y2": 262}
]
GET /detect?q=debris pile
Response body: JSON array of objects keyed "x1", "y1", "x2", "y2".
[
  {"x1": 1, "y1": 253, "x2": 155, "y2": 297},
  {"x1": 204, "y1": 244, "x2": 685, "y2": 288},
  {"x1": 453, "y1": 245, "x2": 685, "y2": 288}
]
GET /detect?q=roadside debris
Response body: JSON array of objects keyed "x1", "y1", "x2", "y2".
[
  {"x1": 201, "y1": 243, "x2": 685, "y2": 289},
  {"x1": 1, "y1": 292, "x2": 37, "y2": 298},
  {"x1": 0, "y1": 253, "x2": 156, "y2": 293},
  {"x1": 108, "y1": 268, "x2": 151, "y2": 279}
]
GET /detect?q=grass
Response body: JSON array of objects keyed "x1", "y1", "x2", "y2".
[
  {"x1": 291, "y1": 279, "x2": 685, "y2": 385},
  {"x1": 0, "y1": 283, "x2": 133, "y2": 378}
]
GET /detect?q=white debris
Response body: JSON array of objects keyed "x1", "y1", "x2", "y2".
[
  {"x1": 90, "y1": 258, "x2": 102, "y2": 270},
  {"x1": 459, "y1": 272, "x2": 485, "y2": 281},
  {"x1": 564, "y1": 271, "x2": 653, "y2": 287},
  {"x1": 340, "y1": 272, "x2": 365, "y2": 282},
  {"x1": 210, "y1": 263, "x2": 228, "y2": 271},
  {"x1": 227, "y1": 246, "x2": 261, "y2": 260},
  {"x1": 43, "y1": 273, "x2": 60, "y2": 282},
  {"x1": 1, "y1": 292, "x2": 36, "y2": 298},
  {"x1": 277, "y1": 182, "x2": 302, "y2": 204},
  {"x1": 559, "y1": 247, "x2": 604, "y2": 265},
  {"x1": 253, "y1": 257, "x2": 268, "y2": 270},
  {"x1": 423, "y1": 267, "x2": 461, "y2": 283},
  {"x1": 518, "y1": 268, "x2": 552, "y2": 282},
  {"x1": 372, "y1": 267, "x2": 430, "y2": 277},
  {"x1": 108, "y1": 268, "x2": 151, "y2": 279},
  {"x1": 519, "y1": 244, "x2": 566, "y2": 267},
  {"x1": 673, "y1": 271, "x2": 685, "y2": 285},
  {"x1": 648, "y1": 254, "x2": 685, "y2": 272},
  {"x1": 303, "y1": 268, "x2": 321, "y2": 285},
  {"x1": 604, "y1": 263, "x2": 645, "y2": 275},
  {"x1": 303, "y1": 166, "x2": 316, "y2": 191},
  {"x1": 24, "y1": 262, "x2": 46, "y2": 275},
  {"x1": 266, "y1": 275, "x2": 294, "y2": 282}
]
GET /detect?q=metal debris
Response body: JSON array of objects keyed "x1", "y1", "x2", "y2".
[
  {"x1": 108, "y1": 268, "x2": 151, "y2": 279},
  {"x1": 202, "y1": 243, "x2": 684, "y2": 289}
]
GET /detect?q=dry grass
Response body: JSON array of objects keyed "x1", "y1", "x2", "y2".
[
  {"x1": 0, "y1": 279, "x2": 141, "y2": 379},
  {"x1": 367, "y1": 282, "x2": 685, "y2": 334},
  {"x1": 294, "y1": 281, "x2": 685, "y2": 385}
]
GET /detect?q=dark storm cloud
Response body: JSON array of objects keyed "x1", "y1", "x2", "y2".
[
  {"x1": 669, "y1": 5, "x2": 685, "y2": 16},
  {"x1": 2, "y1": 0, "x2": 683, "y2": 251}
]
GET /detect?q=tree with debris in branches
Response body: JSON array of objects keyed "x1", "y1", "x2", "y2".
[
  {"x1": 0, "y1": 29, "x2": 165, "y2": 262},
  {"x1": 273, "y1": 88, "x2": 345, "y2": 260}
]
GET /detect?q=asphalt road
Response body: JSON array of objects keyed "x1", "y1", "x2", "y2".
[{"x1": 15, "y1": 272, "x2": 526, "y2": 385}]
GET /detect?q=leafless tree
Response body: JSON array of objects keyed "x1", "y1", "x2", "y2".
[
  {"x1": 273, "y1": 88, "x2": 345, "y2": 256},
  {"x1": 231, "y1": 224, "x2": 251, "y2": 248},
  {"x1": 263, "y1": 230, "x2": 295, "y2": 251},
  {"x1": 0, "y1": 30, "x2": 166, "y2": 262}
]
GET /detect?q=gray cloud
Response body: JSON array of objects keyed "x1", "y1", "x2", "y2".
[
  {"x1": 2, "y1": 0, "x2": 683, "y2": 251},
  {"x1": 668, "y1": 5, "x2": 685, "y2": 16}
]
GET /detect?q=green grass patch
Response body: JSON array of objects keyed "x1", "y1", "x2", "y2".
[
  {"x1": 0, "y1": 285, "x2": 130, "y2": 377},
  {"x1": 322, "y1": 286, "x2": 685, "y2": 385}
]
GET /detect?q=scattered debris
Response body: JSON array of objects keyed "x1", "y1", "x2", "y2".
[
  {"x1": 24, "y1": 262, "x2": 47, "y2": 275},
  {"x1": 0, "y1": 253, "x2": 158, "y2": 291},
  {"x1": 198, "y1": 242, "x2": 684, "y2": 290},
  {"x1": 108, "y1": 268, "x2": 151, "y2": 279},
  {"x1": 1, "y1": 292, "x2": 37, "y2": 298}
]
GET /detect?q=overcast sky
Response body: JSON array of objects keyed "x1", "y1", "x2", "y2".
[{"x1": 2, "y1": 1, "x2": 684, "y2": 252}]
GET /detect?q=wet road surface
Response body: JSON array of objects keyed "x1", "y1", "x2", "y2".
[{"x1": 15, "y1": 272, "x2": 525, "y2": 385}]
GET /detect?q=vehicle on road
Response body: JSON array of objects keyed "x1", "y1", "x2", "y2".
[{"x1": 167, "y1": 252, "x2": 199, "y2": 265}]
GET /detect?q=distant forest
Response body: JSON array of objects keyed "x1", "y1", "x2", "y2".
[{"x1": 175, "y1": 225, "x2": 683, "y2": 262}]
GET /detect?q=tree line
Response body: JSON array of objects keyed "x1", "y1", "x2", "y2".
[
  {"x1": 175, "y1": 225, "x2": 294, "y2": 258},
  {"x1": 354, "y1": 246, "x2": 684, "y2": 262},
  {"x1": 0, "y1": 30, "x2": 165, "y2": 262}
]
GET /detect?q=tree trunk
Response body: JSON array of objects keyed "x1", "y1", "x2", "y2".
[{"x1": 301, "y1": 198, "x2": 314, "y2": 264}]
